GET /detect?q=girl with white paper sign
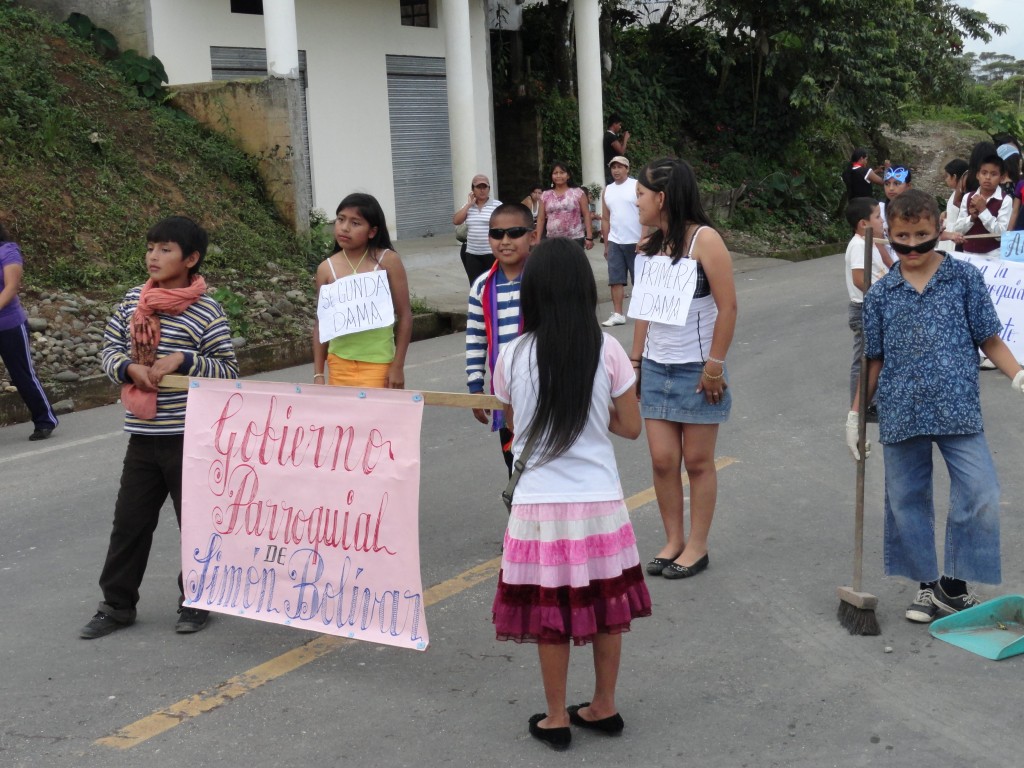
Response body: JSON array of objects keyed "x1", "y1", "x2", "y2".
[
  {"x1": 312, "y1": 193, "x2": 412, "y2": 389},
  {"x1": 630, "y1": 157, "x2": 737, "y2": 581}
]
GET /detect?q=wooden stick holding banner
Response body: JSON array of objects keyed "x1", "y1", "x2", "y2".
[{"x1": 160, "y1": 374, "x2": 501, "y2": 409}]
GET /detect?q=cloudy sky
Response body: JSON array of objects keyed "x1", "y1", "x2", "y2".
[{"x1": 958, "y1": 0, "x2": 1021, "y2": 60}]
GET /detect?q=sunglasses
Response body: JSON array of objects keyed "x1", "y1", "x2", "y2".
[
  {"x1": 473, "y1": 183, "x2": 490, "y2": 189},
  {"x1": 889, "y1": 237, "x2": 938, "y2": 255},
  {"x1": 489, "y1": 226, "x2": 532, "y2": 240}
]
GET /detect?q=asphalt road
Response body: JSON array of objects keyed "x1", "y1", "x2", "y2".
[{"x1": 2, "y1": 253, "x2": 1023, "y2": 768}]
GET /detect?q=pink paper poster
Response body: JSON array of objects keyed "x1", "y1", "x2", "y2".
[{"x1": 180, "y1": 379, "x2": 428, "y2": 650}]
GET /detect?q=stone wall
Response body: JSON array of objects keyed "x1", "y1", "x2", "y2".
[
  {"x1": 19, "y1": 0, "x2": 150, "y2": 55},
  {"x1": 169, "y1": 78, "x2": 312, "y2": 232}
]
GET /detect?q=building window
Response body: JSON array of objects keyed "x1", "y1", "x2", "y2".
[
  {"x1": 400, "y1": 0, "x2": 430, "y2": 27},
  {"x1": 230, "y1": 0, "x2": 264, "y2": 15}
]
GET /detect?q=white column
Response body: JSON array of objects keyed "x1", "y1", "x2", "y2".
[
  {"x1": 263, "y1": 0, "x2": 299, "y2": 79},
  {"x1": 442, "y1": 0, "x2": 478, "y2": 204},
  {"x1": 574, "y1": 0, "x2": 604, "y2": 189}
]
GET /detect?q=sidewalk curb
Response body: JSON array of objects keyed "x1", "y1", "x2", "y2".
[{"x1": 0, "y1": 312, "x2": 467, "y2": 428}]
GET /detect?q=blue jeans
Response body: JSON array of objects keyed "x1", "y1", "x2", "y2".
[{"x1": 883, "y1": 433, "x2": 1001, "y2": 584}]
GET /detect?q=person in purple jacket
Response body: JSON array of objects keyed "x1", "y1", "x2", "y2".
[{"x1": 0, "y1": 221, "x2": 57, "y2": 441}]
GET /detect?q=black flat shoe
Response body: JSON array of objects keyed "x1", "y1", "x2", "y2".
[
  {"x1": 567, "y1": 703, "x2": 624, "y2": 735},
  {"x1": 646, "y1": 557, "x2": 676, "y2": 576},
  {"x1": 662, "y1": 553, "x2": 709, "y2": 580},
  {"x1": 528, "y1": 713, "x2": 571, "y2": 751}
]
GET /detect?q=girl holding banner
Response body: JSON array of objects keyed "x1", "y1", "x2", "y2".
[
  {"x1": 312, "y1": 193, "x2": 412, "y2": 389},
  {"x1": 629, "y1": 158, "x2": 737, "y2": 581},
  {"x1": 491, "y1": 239, "x2": 651, "y2": 750}
]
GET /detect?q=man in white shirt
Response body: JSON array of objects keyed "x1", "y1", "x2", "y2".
[{"x1": 601, "y1": 157, "x2": 642, "y2": 327}]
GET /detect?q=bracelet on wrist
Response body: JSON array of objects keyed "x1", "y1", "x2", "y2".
[
  {"x1": 702, "y1": 367, "x2": 725, "y2": 381},
  {"x1": 706, "y1": 355, "x2": 726, "y2": 365},
  {"x1": 313, "y1": 373, "x2": 325, "y2": 381}
]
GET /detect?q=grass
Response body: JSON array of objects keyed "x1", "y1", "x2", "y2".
[{"x1": 0, "y1": 3, "x2": 316, "y2": 345}]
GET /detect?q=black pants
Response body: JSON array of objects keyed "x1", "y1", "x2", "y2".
[
  {"x1": 97, "y1": 434, "x2": 185, "y2": 622},
  {"x1": 499, "y1": 426, "x2": 514, "y2": 478},
  {"x1": 0, "y1": 322, "x2": 57, "y2": 430},
  {"x1": 460, "y1": 244, "x2": 496, "y2": 285}
]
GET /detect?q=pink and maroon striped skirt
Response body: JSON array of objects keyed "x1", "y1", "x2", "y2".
[{"x1": 493, "y1": 499, "x2": 652, "y2": 646}]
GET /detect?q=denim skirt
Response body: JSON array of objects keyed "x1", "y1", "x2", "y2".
[{"x1": 640, "y1": 359, "x2": 731, "y2": 424}]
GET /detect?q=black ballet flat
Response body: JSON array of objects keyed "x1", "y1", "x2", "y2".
[
  {"x1": 528, "y1": 713, "x2": 571, "y2": 751},
  {"x1": 567, "y1": 703, "x2": 624, "y2": 735},
  {"x1": 662, "y1": 553, "x2": 710, "y2": 580},
  {"x1": 646, "y1": 557, "x2": 675, "y2": 576}
]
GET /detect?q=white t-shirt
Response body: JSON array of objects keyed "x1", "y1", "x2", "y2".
[
  {"x1": 493, "y1": 333, "x2": 634, "y2": 503},
  {"x1": 844, "y1": 233, "x2": 888, "y2": 303},
  {"x1": 603, "y1": 177, "x2": 641, "y2": 244}
]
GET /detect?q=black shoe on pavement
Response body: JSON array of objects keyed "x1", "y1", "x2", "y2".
[
  {"x1": 29, "y1": 427, "x2": 54, "y2": 441},
  {"x1": 80, "y1": 611, "x2": 131, "y2": 639},
  {"x1": 905, "y1": 588, "x2": 939, "y2": 623},
  {"x1": 931, "y1": 583, "x2": 981, "y2": 615},
  {"x1": 175, "y1": 606, "x2": 210, "y2": 634}
]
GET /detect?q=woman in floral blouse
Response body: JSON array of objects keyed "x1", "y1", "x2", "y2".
[{"x1": 535, "y1": 161, "x2": 593, "y2": 250}]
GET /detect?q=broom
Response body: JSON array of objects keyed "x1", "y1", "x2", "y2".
[{"x1": 837, "y1": 226, "x2": 881, "y2": 636}]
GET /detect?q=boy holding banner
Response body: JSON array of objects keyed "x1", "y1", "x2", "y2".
[
  {"x1": 952, "y1": 152, "x2": 1011, "y2": 259},
  {"x1": 466, "y1": 203, "x2": 535, "y2": 476},
  {"x1": 80, "y1": 217, "x2": 239, "y2": 639}
]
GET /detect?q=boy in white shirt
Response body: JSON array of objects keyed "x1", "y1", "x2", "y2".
[{"x1": 844, "y1": 197, "x2": 889, "y2": 406}]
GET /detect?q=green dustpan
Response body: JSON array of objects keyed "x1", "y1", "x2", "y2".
[{"x1": 929, "y1": 595, "x2": 1024, "y2": 660}]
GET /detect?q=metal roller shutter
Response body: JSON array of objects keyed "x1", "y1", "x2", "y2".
[
  {"x1": 386, "y1": 55, "x2": 454, "y2": 239},
  {"x1": 210, "y1": 46, "x2": 313, "y2": 206}
]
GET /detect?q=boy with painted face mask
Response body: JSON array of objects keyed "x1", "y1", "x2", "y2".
[{"x1": 847, "y1": 189, "x2": 1024, "y2": 624}]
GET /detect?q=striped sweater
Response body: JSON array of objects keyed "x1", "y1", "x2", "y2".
[
  {"x1": 101, "y1": 286, "x2": 239, "y2": 435},
  {"x1": 466, "y1": 266, "x2": 522, "y2": 431}
]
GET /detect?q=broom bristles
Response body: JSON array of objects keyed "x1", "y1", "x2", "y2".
[{"x1": 837, "y1": 600, "x2": 881, "y2": 636}]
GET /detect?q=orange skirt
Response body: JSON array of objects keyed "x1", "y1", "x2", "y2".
[{"x1": 326, "y1": 354, "x2": 390, "y2": 388}]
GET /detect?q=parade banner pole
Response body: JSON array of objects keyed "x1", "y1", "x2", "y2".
[{"x1": 160, "y1": 374, "x2": 501, "y2": 410}]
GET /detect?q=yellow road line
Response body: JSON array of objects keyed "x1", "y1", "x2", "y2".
[{"x1": 97, "y1": 456, "x2": 736, "y2": 749}]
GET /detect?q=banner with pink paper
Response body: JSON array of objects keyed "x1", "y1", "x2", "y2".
[{"x1": 180, "y1": 378, "x2": 428, "y2": 651}]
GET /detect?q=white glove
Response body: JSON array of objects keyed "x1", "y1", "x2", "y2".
[
  {"x1": 846, "y1": 410, "x2": 871, "y2": 461},
  {"x1": 1012, "y1": 370, "x2": 1024, "y2": 394}
]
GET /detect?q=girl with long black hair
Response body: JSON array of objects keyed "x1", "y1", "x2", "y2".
[
  {"x1": 491, "y1": 238, "x2": 650, "y2": 750},
  {"x1": 311, "y1": 193, "x2": 412, "y2": 388},
  {"x1": 631, "y1": 157, "x2": 737, "y2": 581}
]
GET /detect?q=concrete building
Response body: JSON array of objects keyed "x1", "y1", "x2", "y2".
[{"x1": 20, "y1": 0, "x2": 606, "y2": 238}]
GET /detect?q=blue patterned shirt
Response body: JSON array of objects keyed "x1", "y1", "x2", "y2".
[{"x1": 863, "y1": 255, "x2": 1001, "y2": 444}]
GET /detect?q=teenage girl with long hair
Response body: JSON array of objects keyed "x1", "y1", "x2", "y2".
[
  {"x1": 631, "y1": 157, "x2": 737, "y2": 581},
  {"x1": 312, "y1": 193, "x2": 412, "y2": 388},
  {"x1": 491, "y1": 238, "x2": 650, "y2": 751}
]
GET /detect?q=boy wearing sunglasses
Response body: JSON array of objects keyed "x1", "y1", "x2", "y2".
[
  {"x1": 847, "y1": 189, "x2": 1024, "y2": 624},
  {"x1": 466, "y1": 203, "x2": 536, "y2": 477}
]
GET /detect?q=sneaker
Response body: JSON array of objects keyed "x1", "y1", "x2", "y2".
[
  {"x1": 905, "y1": 588, "x2": 940, "y2": 623},
  {"x1": 29, "y1": 427, "x2": 54, "y2": 441},
  {"x1": 601, "y1": 312, "x2": 626, "y2": 327},
  {"x1": 175, "y1": 606, "x2": 210, "y2": 634},
  {"x1": 80, "y1": 611, "x2": 131, "y2": 639},
  {"x1": 931, "y1": 583, "x2": 981, "y2": 615},
  {"x1": 979, "y1": 357, "x2": 997, "y2": 370}
]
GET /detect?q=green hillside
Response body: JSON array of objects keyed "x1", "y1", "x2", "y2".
[{"x1": 0, "y1": 3, "x2": 313, "y2": 331}]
